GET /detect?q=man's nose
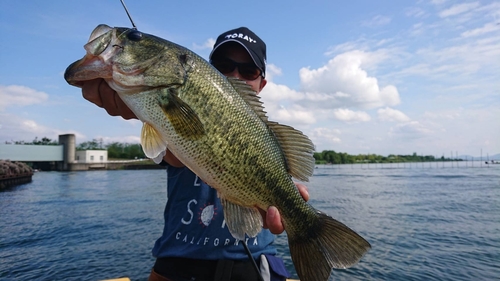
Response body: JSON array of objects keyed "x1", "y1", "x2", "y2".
[{"x1": 226, "y1": 67, "x2": 242, "y2": 80}]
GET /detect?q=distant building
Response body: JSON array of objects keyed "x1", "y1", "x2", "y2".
[
  {"x1": 75, "y1": 150, "x2": 108, "y2": 163},
  {"x1": 1, "y1": 134, "x2": 132, "y2": 171}
]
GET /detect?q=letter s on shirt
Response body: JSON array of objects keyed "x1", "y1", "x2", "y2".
[{"x1": 181, "y1": 199, "x2": 197, "y2": 225}]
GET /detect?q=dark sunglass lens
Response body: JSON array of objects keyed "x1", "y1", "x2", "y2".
[
  {"x1": 239, "y1": 65, "x2": 261, "y2": 80},
  {"x1": 212, "y1": 61, "x2": 236, "y2": 74}
]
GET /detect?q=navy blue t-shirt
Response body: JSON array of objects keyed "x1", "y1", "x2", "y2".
[{"x1": 152, "y1": 165, "x2": 277, "y2": 260}]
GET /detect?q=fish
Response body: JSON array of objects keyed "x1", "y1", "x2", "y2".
[{"x1": 64, "y1": 24, "x2": 371, "y2": 281}]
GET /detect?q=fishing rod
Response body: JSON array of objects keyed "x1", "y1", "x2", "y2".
[
  {"x1": 120, "y1": 0, "x2": 137, "y2": 29},
  {"x1": 242, "y1": 239, "x2": 265, "y2": 281}
]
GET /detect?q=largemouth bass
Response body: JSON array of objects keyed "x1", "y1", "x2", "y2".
[{"x1": 65, "y1": 24, "x2": 370, "y2": 281}]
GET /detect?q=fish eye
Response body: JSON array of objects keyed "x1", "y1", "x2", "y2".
[{"x1": 127, "y1": 29, "x2": 143, "y2": 41}]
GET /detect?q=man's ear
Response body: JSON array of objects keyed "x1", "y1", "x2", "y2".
[{"x1": 258, "y1": 78, "x2": 267, "y2": 93}]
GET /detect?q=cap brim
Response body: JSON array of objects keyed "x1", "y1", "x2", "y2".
[{"x1": 209, "y1": 39, "x2": 265, "y2": 77}]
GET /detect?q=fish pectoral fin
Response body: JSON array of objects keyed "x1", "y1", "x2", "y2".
[
  {"x1": 220, "y1": 198, "x2": 263, "y2": 240},
  {"x1": 141, "y1": 122, "x2": 168, "y2": 162},
  {"x1": 151, "y1": 150, "x2": 166, "y2": 164},
  {"x1": 160, "y1": 89, "x2": 205, "y2": 140}
]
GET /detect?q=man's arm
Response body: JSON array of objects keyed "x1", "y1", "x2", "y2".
[{"x1": 81, "y1": 78, "x2": 309, "y2": 234}]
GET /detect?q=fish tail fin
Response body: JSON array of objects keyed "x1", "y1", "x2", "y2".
[{"x1": 288, "y1": 211, "x2": 371, "y2": 281}]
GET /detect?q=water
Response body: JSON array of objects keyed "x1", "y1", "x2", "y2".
[{"x1": 1, "y1": 163, "x2": 499, "y2": 280}]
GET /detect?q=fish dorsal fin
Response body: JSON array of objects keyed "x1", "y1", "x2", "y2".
[
  {"x1": 141, "y1": 122, "x2": 168, "y2": 163},
  {"x1": 228, "y1": 77, "x2": 268, "y2": 122},
  {"x1": 268, "y1": 122, "x2": 316, "y2": 182},
  {"x1": 227, "y1": 78, "x2": 315, "y2": 181}
]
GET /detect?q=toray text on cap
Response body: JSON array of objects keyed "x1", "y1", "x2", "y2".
[{"x1": 224, "y1": 33, "x2": 257, "y2": 44}]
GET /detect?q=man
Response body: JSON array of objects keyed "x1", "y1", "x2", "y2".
[{"x1": 82, "y1": 27, "x2": 308, "y2": 281}]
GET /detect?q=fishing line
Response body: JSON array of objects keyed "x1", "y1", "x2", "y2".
[
  {"x1": 242, "y1": 239, "x2": 264, "y2": 281},
  {"x1": 120, "y1": 0, "x2": 137, "y2": 29}
]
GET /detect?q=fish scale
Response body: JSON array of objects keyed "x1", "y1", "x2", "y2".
[{"x1": 65, "y1": 24, "x2": 371, "y2": 281}]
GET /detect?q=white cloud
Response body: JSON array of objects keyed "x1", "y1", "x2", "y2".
[
  {"x1": 299, "y1": 50, "x2": 400, "y2": 109},
  {"x1": 439, "y1": 2, "x2": 480, "y2": 18},
  {"x1": 263, "y1": 63, "x2": 283, "y2": 82},
  {"x1": 0, "y1": 85, "x2": 49, "y2": 110},
  {"x1": 193, "y1": 38, "x2": 216, "y2": 50},
  {"x1": 378, "y1": 107, "x2": 411, "y2": 122},
  {"x1": 406, "y1": 7, "x2": 427, "y2": 19},
  {"x1": 461, "y1": 22, "x2": 500, "y2": 37},
  {"x1": 431, "y1": 0, "x2": 448, "y2": 5},
  {"x1": 363, "y1": 15, "x2": 392, "y2": 27},
  {"x1": 308, "y1": 127, "x2": 342, "y2": 149},
  {"x1": 268, "y1": 104, "x2": 316, "y2": 125},
  {"x1": 423, "y1": 110, "x2": 461, "y2": 120},
  {"x1": 389, "y1": 121, "x2": 433, "y2": 139},
  {"x1": 0, "y1": 113, "x2": 84, "y2": 143},
  {"x1": 333, "y1": 108, "x2": 371, "y2": 122},
  {"x1": 260, "y1": 82, "x2": 304, "y2": 102},
  {"x1": 324, "y1": 40, "x2": 368, "y2": 56},
  {"x1": 259, "y1": 80, "x2": 315, "y2": 125},
  {"x1": 95, "y1": 135, "x2": 141, "y2": 144},
  {"x1": 397, "y1": 34, "x2": 500, "y2": 80}
]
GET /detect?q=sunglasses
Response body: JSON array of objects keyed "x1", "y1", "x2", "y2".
[{"x1": 211, "y1": 58, "x2": 262, "y2": 81}]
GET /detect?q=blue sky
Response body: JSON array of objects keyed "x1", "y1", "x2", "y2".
[{"x1": 1, "y1": 0, "x2": 499, "y2": 157}]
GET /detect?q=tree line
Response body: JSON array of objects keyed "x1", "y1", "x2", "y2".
[
  {"x1": 8, "y1": 137, "x2": 461, "y2": 163},
  {"x1": 314, "y1": 150, "x2": 458, "y2": 164},
  {"x1": 76, "y1": 139, "x2": 146, "y2": 159},
  {"x1": 6, "y1": 137, "x2": 59, "y2": 145}
]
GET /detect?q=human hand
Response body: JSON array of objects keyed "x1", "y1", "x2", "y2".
[
  {"x1": 262, "y1": 182, "x2": 309, "y2": 234},
  {"x1": 82, "y1": 78, "x2": 137, "y2": 120}
]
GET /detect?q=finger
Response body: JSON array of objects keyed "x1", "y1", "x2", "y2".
[
  {"x1": 266, "y1": 206, "x2": 284, "y2": 234},
  {"x1": 295, "y1": 182, "x2": 310, "y2": 202},
  {"x1": 99, "y1": 83, "x2": 123, "y2": 117},
  {"x1": 82, "y1": 79, "x2": 104, "y2": 107},
  {"x1": 97, "y1": 81, "x2": 137, "y2": 119},
  {"x1": 113, "y1": 90, "x2": 136, "y2": 119}
]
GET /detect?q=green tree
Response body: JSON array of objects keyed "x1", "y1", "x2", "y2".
[
  {"x1": 32, "y1": 137, "x2": 58, "y2": 145},
  {"x1": 77, "y1": 139, "x2": 104, "y2": 150},
  {"x1": 106, "y1": 142, "x2": 145, "y2": 159},
  {"x1": 10, "y1": 136, "x2": 58, "y2": 145}
]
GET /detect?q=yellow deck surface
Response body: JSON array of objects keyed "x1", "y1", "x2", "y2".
[{"x1": 100, "y1": 277, "x2": 300, "y2": 281}]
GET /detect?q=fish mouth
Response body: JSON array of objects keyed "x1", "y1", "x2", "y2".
[
  {"x1": 64, "y1": 55, "x2": 113, "y2": 87},
  {"x1": 64, "y1": 24, "x2": 158, "y2": 89},
  {"x1": 65, "y1": 24, "x2": 175, "y2": 93},
  {"x1": 64, "y1": 25, "x2": 116, "y2": 87}
]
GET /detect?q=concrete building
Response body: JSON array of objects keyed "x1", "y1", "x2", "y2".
[
  {"x1": 75, "y1": 150, "x2": 108, "y2": 163},
  {"x1": 0, "y1": 134, "x2": 113, "y2": 171}
]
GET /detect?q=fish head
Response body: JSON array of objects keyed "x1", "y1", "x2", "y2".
[
  {"x1": 64, "y1": 24, "x2": 189, "y2": 94},
  {"x1": 65, "y1": 24, "x2": 204, "y2": 163}
]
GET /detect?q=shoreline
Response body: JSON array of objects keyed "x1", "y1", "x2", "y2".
[{"x1": 0, "y1": 172, "x2": 34, "y2": 190}]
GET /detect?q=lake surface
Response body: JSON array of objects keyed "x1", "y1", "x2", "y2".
[{"x1": 1, "y1": 162, "x2": 499, "y2": 280}]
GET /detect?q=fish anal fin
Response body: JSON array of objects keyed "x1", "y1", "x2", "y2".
[
  {"x1": 220, "y1": 198, "x2": 263, "y2": 240},
  {"x1": 141, "y1": 122, "x2": 167, "y2": 162},
  {"x1": 268, "y1": 122, "x2": 315, "y2": 182}
]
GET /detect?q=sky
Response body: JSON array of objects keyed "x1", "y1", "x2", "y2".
[{"x1": 1, "y1": 0, "x2": 499, "y2": 157}]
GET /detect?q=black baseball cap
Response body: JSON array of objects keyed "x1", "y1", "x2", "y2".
[{"x1": 209, "y1": 27, "x2": 267, "y2": 77}]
